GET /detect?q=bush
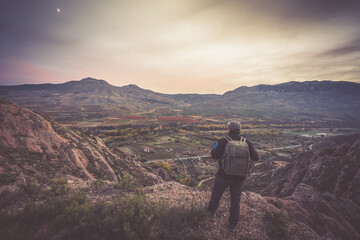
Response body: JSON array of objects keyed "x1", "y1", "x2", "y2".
[
  {"x1": 0, "y1": 173, "x2": 17, "y2": 186},
  {"x1": 46, "y1": 177, "x2": 71, "y2": 198},
  {"x1": 180, "y1": 177, "x2": 191, "y2": 186},
  {"x1": 0, "y1": 192, "x2": 207, "y2": 240},
  {"x1": 0, "y1": 189, "x2": 20, "y2": 208},
  {"x1": 153, "y1": 162, "x2": 171, "y2": 172},
  {"x1": 22, "y1": 180, "x2": 40, "y2": 195},
  {"x1": 264, "y1": 208, "x2": 290, "y2": 240},
  {"x1": 114, "y1": 176, "x2": 133, "y2": 190}
]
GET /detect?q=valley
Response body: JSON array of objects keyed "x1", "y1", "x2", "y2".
[
  {"x1": 1, "y1": 78, "x2": 360, "y2": 190},
  {"x1": 79, "y1": 118, "x2": 360, "y2": 189},
  {"x1": 1, "y1": 79, "x2": 360, "y2": 240}
]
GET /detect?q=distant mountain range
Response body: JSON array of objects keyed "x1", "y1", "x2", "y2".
[
  {"x1": 0, "y1": 77, "x2": 178, "y2": 107},
  {"x1": 0, "y1": 78, "x2": 181, "y2": 121},
  {"x1": 170, "y1": 80, "x2": 360, "y2": 125},
  {"x1": 0, "y1": 78, "x2": 359, "y2": 124}
]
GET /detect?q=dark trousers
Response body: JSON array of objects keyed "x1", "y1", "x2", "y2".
[{"x1": 208, "y1": 173, "x2": 245, "y2": 225}]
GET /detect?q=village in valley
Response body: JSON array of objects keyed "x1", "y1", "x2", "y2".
[{"x1": 63, "y1": 108, "x2": 360, "y2": 190}]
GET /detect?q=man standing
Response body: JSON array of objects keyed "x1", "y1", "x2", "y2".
[{"x1": 206, "y1": 121, "x2": 259, "y2": 232}]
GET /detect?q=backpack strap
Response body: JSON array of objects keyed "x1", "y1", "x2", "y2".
[
  {"x1": 225, "y1": 135, "x2": 232, "y2": 142},
  {"x1": 240, "y1": 136, "x2": 246, "y2": 143}
]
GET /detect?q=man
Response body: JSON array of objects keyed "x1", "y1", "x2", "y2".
[{"x1": 206, "y1": 121, "x2": 259, "y2": 232}]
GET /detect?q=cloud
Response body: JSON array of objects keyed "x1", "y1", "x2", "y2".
[
  {"x1": 1, "y1": 0, "x2": 360, "y2": 92},
  {"x1": 318, "y1": 38, "x2": 360, "y2": 57}
]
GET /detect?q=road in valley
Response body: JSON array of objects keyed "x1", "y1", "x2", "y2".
[
  {"x1": 145, "y1": 144, "x2": 302, "y2": 164},
  {"x1": 145, "y1": 155, "x2": 211, "y2": 164}
]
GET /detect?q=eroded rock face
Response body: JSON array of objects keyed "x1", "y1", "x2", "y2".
[
  {"x1": 261, "y1": 135, "x2": 360, "y2": 240},
  {"x1": 270, "y1": 135, "x2": 360, "y2": 203},
  {"x1": 0, "y1": 99, "x2": 160, "y2": 186}
]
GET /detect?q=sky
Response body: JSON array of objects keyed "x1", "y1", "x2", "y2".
[{"x1": 0, "y1": 0, "x2": 360, "y2": 94}]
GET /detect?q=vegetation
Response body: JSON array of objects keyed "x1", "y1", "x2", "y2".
[
  {"x1": 0, "y1": 189, "x2": 20, "y2": 209},
  {"x1": 264, "y1": 208, "x2": 290, "y2": 240},
  {"x1": 179, "y1": 177, "x2": 192, "y2": 186},
  {"x1": 0, "y1": 173, "x2": 17, "y2": 186},
  {"x1": 153, "y1": 162, "x2": 171, "y2": 172},
  {"x1": 45, "y1": 177, "x2": 71, "y2": 198},
  {"x1": 114, "y1": 176, "x2": 133, "y2": 190},
  {"x1": 21, "y1": 179, "x2": 40, "y2": 195},
  {"x1": 0, "y1": 192, "x2": 207, "y2": 240}
]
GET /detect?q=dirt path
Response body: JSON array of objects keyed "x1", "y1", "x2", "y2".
[
  {"x1": 197, "y1": 176, "x2": 214, "y2": 188},
  {"x1": 145, "y1": 155, "x2": 211, "y2": 163},
  {"x1": 267, "y1": 144, "x2": 302, "y2": 151}
]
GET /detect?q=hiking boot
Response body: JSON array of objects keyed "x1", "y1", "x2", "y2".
[
  {"x1": 228, "y1": 222, "x2": 238, "y2": 232},
  {"x1": 205, "y1": 202, "x2": 215, "y2": 219}
]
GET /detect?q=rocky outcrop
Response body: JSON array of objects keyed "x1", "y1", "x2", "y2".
[
  {"x1": 0, "y1": 98, "x2": 160, "y2": 187},
  {"x1": 261, "y1": 135, "x2": 360, "y2": 240},
  {"x1": 145, "y1": 182, "x2": 322, "y2": 240},
  {"x1": 264, "y1": 135, "x2": 360, "y2": 202}
]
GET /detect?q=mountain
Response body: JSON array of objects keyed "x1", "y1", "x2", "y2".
[
  {"x1": 173, "y1": 80, "x2": 360, "y2": 125},
  {"x1": 223, "y1": 80, "x2": 360, "y2": 95},
  {"x1": 1, "y1": 79, "x2": 359, "y2": 125},
  {"x1": 0, "y1": 97, "x2": 160, "y2": 190},
  {"x1": 0, "y1": 78, "x2": 180, "y2": 121}
]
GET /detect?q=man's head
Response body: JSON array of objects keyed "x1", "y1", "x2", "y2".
[{"x1": 227, "y1": 121, "x2": 241, "y2": 134}]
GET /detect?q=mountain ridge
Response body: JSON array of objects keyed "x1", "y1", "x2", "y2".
[
  {"x1": 0, "y1": 78, "x2": 359, "y2": 125},
  {"x1": 1, "y1": 78, "x2": 359, "y2": 95},
  {"x1": 224, "y1": 80, "x2": 360, "y2": 95}
]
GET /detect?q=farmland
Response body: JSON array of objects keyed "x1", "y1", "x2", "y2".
[{"x1": 75, "y1": 110, "x2": 360, "y2": 189}]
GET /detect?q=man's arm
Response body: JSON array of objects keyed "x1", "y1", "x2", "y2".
[
  {"x1": 246, "y1": 139, "x2": 259, "y2": 161},
  {"x1": 211, "y1": 138, "x2": 227, "y2": 159}
]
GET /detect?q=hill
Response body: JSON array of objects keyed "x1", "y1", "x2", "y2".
[
  {"x1": 1, "y1": 79, "x2": 359, "y2": 125},
  {"x1": 173, "y1": 80, "x2": 360, "y2": 126},
  {"x1": 0, "y1": 98, "x2": 160, "y2": 199},
  {"x1": 0, "y1": 78, "x2": 180, "y2": 121}
]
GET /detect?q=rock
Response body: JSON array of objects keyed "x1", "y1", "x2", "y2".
[
  {"x1": 0, "y1": 99, "x2": 161, "y2": 190},
  {"x1": 261, "y1": 135, "x2": 360, "y2": 240}
]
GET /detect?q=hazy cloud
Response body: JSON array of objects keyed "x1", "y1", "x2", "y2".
[
  {"x1": 318, "y1": 38, "x2": 360, "y2": 57},
  {"x1": 0, "y1": 0, "x2": 360, "y2": 93}
]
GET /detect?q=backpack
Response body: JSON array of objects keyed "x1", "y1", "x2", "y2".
[{"x1": 221, "y1": 136, "x2": 251, "y2": 177}]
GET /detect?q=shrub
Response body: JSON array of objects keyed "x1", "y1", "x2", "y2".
[
  {"x1": 0, "y1": 189, "x2": 19, "y2": 208},
  {"x1": 22, "y1": 180, "x2": 40, "y2": 195},
  {"x1": 0, "y1": 192, "x2": 207, "y2": 240},
  {"x1": 0, "y1": 173, "x2": 17, "y2": 186},
  {"x1": 46, "y1": 177, "x2": 71, "y2": 198},
  {"x1": 153, "y1": 162, "x2": 171, "y2": 172},
  {"x1": 114, "y1": 176, "x2": 133, "y2": 190},
  {"x1": 180, "y1": 177, "x2": 191, "y2": 186},
  {"x1": 264, "y1": 208, "x2": 290, "y2": 240},
  {"x1": 95, "y1": 179, "x2": 105, "y2": 187}
]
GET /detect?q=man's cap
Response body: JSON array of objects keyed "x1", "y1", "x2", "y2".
[{"x1": 227, "y1": 121, "x2": 241, "y2": 131}]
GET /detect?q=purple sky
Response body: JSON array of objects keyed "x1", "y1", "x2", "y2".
[{"x1": 1, "y1": 0, "x2": 360, "y2": 93}]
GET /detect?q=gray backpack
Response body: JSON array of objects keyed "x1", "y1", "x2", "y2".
[{"x1": 221, "y1": 136, "x2": 250, "y2": 177}]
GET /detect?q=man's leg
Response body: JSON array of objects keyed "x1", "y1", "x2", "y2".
[
  {"x1": 228, "y1": 178, "x2": 245, "y2": 227},
  {"x1": 207, "y1": 173, "x2": 229, "y2": 213}
]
